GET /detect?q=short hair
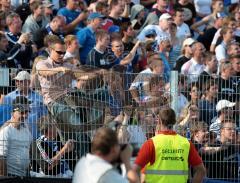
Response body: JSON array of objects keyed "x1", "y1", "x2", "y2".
[
  {"x1": 220, "y1": 119, "x2": 235, "y2": 129},
  {"x1": 49, "y1": 39, "x2": 65, "y2": 49},
  {"x1": 158, "y1": 107, "x2": 176, "y2": 127},
  {"x1": 96, "y1": 1, "x2": 108, "y2": 12},
  {"x1": 6, "y1": 13, "x2": 20, "y2": 26},
  {"x1": 91, "y1": 127, "x2": 118, "y2": 155},
  {"x1": 30, "y1": 0, "x2": 42, "y2": 12},
  {"x1": 148, "y1": 53, "x2": 163, "y2": 69},
  {"x1": 51, "y1": 15, "x2": 66, "y2": 24},
  {"x1": 220, "y1": 26, "x2": 231, "y2": 36},
  {"x1": 204, "y1": 52, "x2": 215, "y2": 62},
  {"x1": 43, "y1": 35, "x2": 61, "y2": 47},
  {"x1": 202, "y1": 79, "x2": 218, "y2": 94},
  {"x1": 229, "y1": 54, "x2": 240, "y2": 61},
  {"x1": 95, "y1": 29, "x2": 108, "y2": 41},
  {"x1": 110, "y1": 0, "x2": 120, "y2": 10},
  {"x1": 190, "y1": 121, "x2": 208, "y2": 136},
  {"x1": 173, "y1": 7, "x2": 184, "y2": 16},
  {"x1": 64, "y1": 35, "x2": 77, "y2": 46},
  {"x1": 220, "y1": 61, "x2": 232, "y2": 72}
]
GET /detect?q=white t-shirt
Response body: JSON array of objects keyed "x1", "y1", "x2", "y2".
[
  {"x1": 194, "y1": 0, "x2": 212, "y2": 15},
  {"x1": 0, "y1": 123, "x2": 32, "y2": 176},
  {"x1": 176, "y1": 23, "x2": 191, "y2": 44}
]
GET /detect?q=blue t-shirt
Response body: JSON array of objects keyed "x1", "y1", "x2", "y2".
[
  {"x1": 159, "y1": 52, "x2": 170, "y2": 82},
  {"x1": 57, "y1": 7, "x2": 84, "y2": 33},
  {"x1": 77, "y1": 26, "x2": 96, "y2": 64}
]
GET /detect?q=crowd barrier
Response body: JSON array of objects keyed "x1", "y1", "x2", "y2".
[{"x1": 0, "y1": 67, "x2": 239, "y2": 182}]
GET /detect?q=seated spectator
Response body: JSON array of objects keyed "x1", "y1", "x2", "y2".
[
  {"x1": 0, "y1": 96, "x2": 32, "y2": 177},
  {"x1": 57, "y1": 0, "x2": 88, "y2": 34},
  {"x1": 22, "y1": 1, "x2": 49, "y2": 41},
  {"x1": 31, "y1": 116, "x2": 75, "y2": 177},
  {"x1": 198, "y1": 80, "x2": 218, "y2": 125},
  {"x1": 34, "y1": 15, "x2": 66, "y2": 49},
  {"x1": 210, "y1": 99, "x2": 236, "y2": 139},
  {"x1": 86, "y1": 30, "x2": 111, "y2": 69},
  {"x1": 174, "y1": 38, "x2": 195, "y2": 73},
  {"x1": 181, "y1": 42, "x2": 206, "y2": 84},
  {"x1": 178, "y1": 104, "x2": 200, "y2": 127},
  {"x1": 77, "y1": 12, "x2": 105, "y2": 64},
  {"x1": 2, "y1": 71, "x2": 48, "y2": 139},
  {"x1": 187, "y1": 82, "x2": 201, "y2": 106}
]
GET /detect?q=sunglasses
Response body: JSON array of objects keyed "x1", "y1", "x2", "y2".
[{"x1": 54, "y1": 49, "x2": 66, "y2": 55}]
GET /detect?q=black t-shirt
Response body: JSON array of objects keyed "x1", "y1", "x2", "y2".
[
  {"x1": 107, "y1": 16, "x2": 130, "y2": 26},
  {"x1": 218, "y1": 77, "x2": 239, "y2": 102},
  {"x1": 173, "y1": 55, "x2": 191, "y2": 73},
  {"x1": 197, "y1": 27, "x2": 217, "y2": 51},
  {"x1": 174, "y1": 3, "x2": 196, "y2": 27}
]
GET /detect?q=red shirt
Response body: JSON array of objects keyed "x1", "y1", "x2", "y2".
[{"x1": 135, "y1": 130, "x2": 203, "y2": 169}]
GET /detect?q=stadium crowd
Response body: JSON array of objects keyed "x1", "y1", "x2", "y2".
[{"x1": 0, "y1": 0, "x2": 240, "y2": 182}]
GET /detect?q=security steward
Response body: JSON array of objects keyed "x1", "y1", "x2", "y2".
[{"x1": 133, "y1": 107, "x2": 206, "y2": 183}]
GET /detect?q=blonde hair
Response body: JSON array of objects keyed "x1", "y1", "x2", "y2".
[{"x1": 64, "y1": 35, "x2": 77, "y2": 47}]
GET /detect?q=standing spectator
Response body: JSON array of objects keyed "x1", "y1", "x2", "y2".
[
  {"x1": 173, "y1": 8, "x2": 191, "y2": 44},
  {"x1": 193, "y1": 0, "x2": 212, "y2": 19},
  {"x1": 34, "y1": 15, "x2": 66, "y2": 49},
  {"x1": 215, "y1": 26, "x2": 235, "y2": 69},
  {"x1": 2, "y1": 71, "x2": 47, "y2": 139},
  {"x1": 174, "y1": 37, "x2": 195, "y2": 73},
  {"x1": 210, "y1": 99, "x2": 236, "y2": 139},
  {"x1": 42, "y1": 0, "x2": 54, "y2": 22},
  {"x1": 130, "y1": 4, "x2": 145, "y2": 31},
  {"x1": 22, "y1": 1, "x2": 49, "y2": 41},
  {"x1": 217, "y1": 61, "x2": 238, "y2": 101},
  {"x1": 133, "y1": 107, "x2": 206, "y2": 183},
  {"x1": 121, "y1": 22, "x2": 136, "y2": 52},
  {"x1": 86, "y1": 30, "x2": 111, "y2": 68},
  {"x1": 57, "y1": 0, "x2": 88, "y2": 34},
  {"x1": 64, "y1": 35, "x2": 80, "y2": 61},
  {"x1": 230, "y1": 54, "x2": 240, "y2": 77},
  {"x1": 5, "y1": 13, "x2": 33, "y2": 69},
  {"x1": 107, "y1": 0, "x2": 126, "y2": 26},
  {"x1": 0, "y1": 96, "x2": 32, "y2": 176},
  {"x1": 181, "y1": 42, "x2": 206, "y2": 83},
  {"x1": 72, "y1": 127, "x2": 139, "y2": 183},
  {"x1": 137, "y1": 13, "x2": 172, "y2": 44},
  {"x1": 77, "y1": 12, "x2": 104, "y2": 65},
  {"x1": 141, "y1": 0, "x2": 173, "y2": 27},
  {"x1": 198, "y1": 79, "x2": 218, "y2": 125},
  {"x1": 174, "y1": 0, "x2": 196, "y2": 27}
]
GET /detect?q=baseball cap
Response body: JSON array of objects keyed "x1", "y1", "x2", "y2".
[
  {"x1": 87, "y1": 12, "x2": 105, "y2": 21},
  {"x1": 159, "y1": 13, "x2": 172, "y2": 21},
  {"x1": 42, "y1": 0, "x2": 54, "y2": 8},
  {"x1": 108, "y1": 25, "x2": 120, "y2": 33},
  {"x1": 216, "y1": 100, "x2": 236, "y2": 112},
  {"x1": 13, "y1": 71, "x2": 31, "y2": 81},
  {"x1": 12, "y1": 96, "x2": 31, "y2": 112},
  {"x1": 182, "y1": 38, "x2": 196, "y2": 47},
  {"x1": 145, "y1": 29, "x2": 157, "y2": 38}
]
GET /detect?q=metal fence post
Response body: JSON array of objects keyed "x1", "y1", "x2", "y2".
[{"x1": 170, "y1": 71, "x2": 179, "y2": 116}]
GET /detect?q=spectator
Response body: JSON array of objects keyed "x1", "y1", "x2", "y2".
[
  {"x1": 34, "y1": 15, "x2": 66, "y2": 49},
  {"x1": 178, "y1": 104, "x2": 200, "y2": 126},
  {"x1": 129, "y1": 53, "x2": 164, "y2": 104},
  {"x1": 42, "y1": 0, "x2": 54, "y2": 22},
  {"x1": 230, "y1": 54, "x2": 240, "y2": 77},
  {"x1": 174, "y1": 37, "x2": 195, "y2": 72},
  {"x1": 226, "y1": 42, "x2": 240, "y2": 57},
  {"x1": 107, "y1": 0, "x2": 127, "y2": 26},
  {"x1": 193, "y1": 0, "x2": 212, "y2": 19},
  {"x1": 77, "y1": 12, "x2": 105, "y2": 64},
  {"x1": 57, "y1": 0, "x2": 88, "y2": 34},
  {"x1": 130, "y1": 4, "x2": 145, "y2": 31},
  {"x1": 121, "y1": 22, "x2": 136, "y2": 52},
  {"x1": 38, "y1": 34, "x2": 61, "y2": 57},
  {"x1": 5, "y1": 13, "x2": 34, "y2": 69},
  {"x1": 86, "y1": 29, "x2": 111, "y2": 68},
  {"x1": 138, "y1": 13, "x2": 172, "y2": 44},
  {"x1": 218, "y1": 61, "x2": 238, "y2": 101},
  {"x1": 0, "y1": 96, "x2": 32, "y2": 176},
  {"x1": 191, "y1": 0, "x2": 224, "y2": 36},
  {"x1": 215, "y1": 26, "x2": 235, "y2": 69},
  {"x1": 22, "y1": 1, "x2": 49, "y2": 41},
  {"x1": 158, "y1": 36, "x2": 171, "y2": 81},
  {"x1": 64, "y1": 34, "x2": 80, "y2": 61},
  {"x1": 181, "y1": 42, "x2": 206, "y2": 83},
  {"x1": 187, "y1": 82, "x2": 200, "y2": 106},
  {"x1": 72, "y1": 127, "x2": 139, "y2": 183},
  {"x1": 198, "y1": 79, "x2": 218, "y2": 125},
  {"x1": 173, "y1": 8, "x2": 191, "y2": 44},
  {"x1": 210, "y1": 99, "x2": 236, "y2": 139},
  {"x1": 31, "y1": 116, "x2": 75, "y2": 177},
  {"x1": 174, "y1": 0, "x2": 196, "y2": 27},
  {"x1": 197, "y1": 12, "x2": 225, "y2": 51},
  {"x1": 95, "y1": 1, "x2": 109, "y2": 17},
  {"x1": 133, "y1": 107, "x2": 206, "y2": 183},
  {"x1": 2, "y1": 71, "x2": 47, "y2": 139}
]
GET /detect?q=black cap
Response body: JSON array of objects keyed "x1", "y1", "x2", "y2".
[{"x1": 12, "y1": 96, "x2": 31, "y2": 112}]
